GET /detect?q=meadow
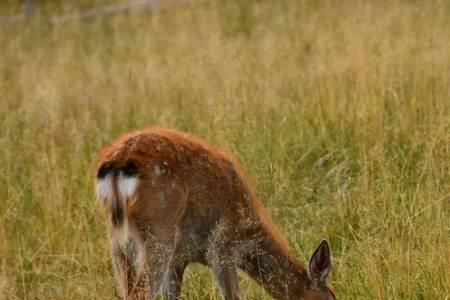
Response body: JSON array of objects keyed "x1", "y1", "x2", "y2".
[{"x1": 1, "y1": 0, "x2": 449, "y2": 299}]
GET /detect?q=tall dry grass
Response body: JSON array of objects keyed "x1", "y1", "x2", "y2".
[{"x1": 0, "y1": 1, "x2": 449, "y2": 299}]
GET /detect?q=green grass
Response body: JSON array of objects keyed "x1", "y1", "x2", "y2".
[{"x1": 1, "y1": 0, "x2": 449, "y2": 299}]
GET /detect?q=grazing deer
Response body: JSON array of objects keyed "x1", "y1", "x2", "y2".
[{"x1": 94, "y1": 126, "x2": 336, "y2": 300}]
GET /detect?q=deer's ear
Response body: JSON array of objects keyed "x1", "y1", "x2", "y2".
[{"x1": 309, "y1": 240, "x2": 331, "y2": 286}]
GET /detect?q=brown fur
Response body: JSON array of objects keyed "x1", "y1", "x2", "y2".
[{"x1": 93, "y1": 126, "x2": 336, "y2": 300}]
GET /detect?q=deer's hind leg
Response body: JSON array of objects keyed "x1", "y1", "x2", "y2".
[
  {"x1": 161, "y1": 261, "x2": 187, "y2": 300},
  {"x1": 131, "y1": 176, "x2": 189, "y2": 299},
  {"x1": 111, "y1": 243, "x2": 148, "y2": 300}
]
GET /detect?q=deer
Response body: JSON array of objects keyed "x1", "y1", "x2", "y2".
[{"x1": 94, "y1": 126, "x2": 336, "y2": 300}]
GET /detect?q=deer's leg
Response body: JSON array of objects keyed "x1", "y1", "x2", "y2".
[
  {"x1": 111, "y1": 245, "x2": 148, "y2": 300},
  {"x1": 212, "y1": 255, "x2": 241, "y2": 300},
  {"x1": 207, "y1": 223, "x2": 241, "y2": 300},
  {"x1": 133, "y1": 182, "x2": 188, "y2": 299},
  {"x1": 139, "y1": 233, "x2": 178, "y2": 300},
  {"x1": 161, "y1": 261, "x2": 187, "y2": 300}
]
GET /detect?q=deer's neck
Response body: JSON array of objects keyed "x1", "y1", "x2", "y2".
[{"x1": 240, "y1": 219, "x2": 310, "y2": 299}]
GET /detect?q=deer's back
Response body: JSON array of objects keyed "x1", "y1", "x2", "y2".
[{"x1": 96, "y1": 127, "x2": 262, "y2": 227}]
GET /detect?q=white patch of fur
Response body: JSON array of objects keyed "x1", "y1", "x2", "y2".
[
  {"x1": 114, "y1": 224, "x2": 145, "y2": 275},
  {"x1": 170, "y1": 180, "x2": 177, "y2": 189},
  {"x1": 117, "y1": 172, "x2": 138, "y2": 203},
  {"x1": 134, "y1": 244, "x2": 146, "y2": 274},
  {"x1": 158, "y1": 191, "x2": 167, "y2": 208},
  {"x1": 117, "y1": 218, "x2": 129, "y2": 249},
  {"x1": 154, "y1": 164, "x2": 162, "y2": 175},
  {"x1": 95, "y1": 174, "x2": 113, "y2": 202}
]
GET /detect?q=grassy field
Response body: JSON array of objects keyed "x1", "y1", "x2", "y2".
[{"x1": 1, "y1": 0, "x2": 450, "y2": 299}]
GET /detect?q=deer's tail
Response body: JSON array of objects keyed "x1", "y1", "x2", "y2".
[{"x1": 95, "y1": 161, "x2": 138, "y2": 226}]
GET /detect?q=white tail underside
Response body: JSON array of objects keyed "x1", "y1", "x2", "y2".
[
  {"x1": 117, "y1": 172, "x2": 138, "y2": 202},
  {"x1": 95, "y1": 174, "x2": 113, "y2": 202},
  {"x1": 95, "y1": 172, "x2": 138, "y2": 203}
]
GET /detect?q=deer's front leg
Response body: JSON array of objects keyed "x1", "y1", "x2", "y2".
[
  {"x1": 211, "y1": 253, "x2": 241, "y2": 300},
  {"x1": 207, "y1": 223, "x2": 241, "y2": 300}
]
